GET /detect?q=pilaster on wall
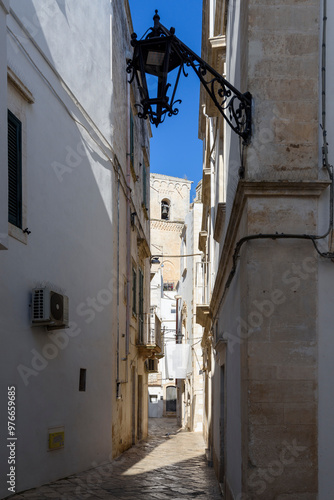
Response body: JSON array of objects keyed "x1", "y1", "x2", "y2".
[
  {"x1": 247, "y1": 0, "x2": 320, "y2": 181},
  {"x1": 239, "y1": 189, "x2": 320, "y2": 498}
]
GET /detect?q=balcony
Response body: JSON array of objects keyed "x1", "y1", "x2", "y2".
[
  {"x1": 195, "y1": 261, "x2": 211, "y2": 328},
  {"x1": 136, "y1": 311, "x2": 163, "y2": 358},
  {"x1": 195, "y1": 261, "x2": 211, "y2": 305},
  {"x1": 196, "y1": 304, "x2": 211, "y2": 328}
]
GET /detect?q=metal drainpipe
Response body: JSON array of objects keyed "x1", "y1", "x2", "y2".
[
  {"x1": 176, "y1": 297, "x2": 179, "y2": 343},
  {"x1": 116, "y1": 167, "x2": 120, "y2": 396}
]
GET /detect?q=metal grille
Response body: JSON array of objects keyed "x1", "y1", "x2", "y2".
[{"x1": 33, "y1": 289, "x2": 45, "y2": 320}]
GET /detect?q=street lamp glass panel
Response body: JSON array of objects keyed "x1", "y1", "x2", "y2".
[{"x1": 146, "y1": 51, "x2": 165, "y2": 67}]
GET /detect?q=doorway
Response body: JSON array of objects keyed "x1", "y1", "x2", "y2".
[{"x1": 166, "y1": 385, "x2": 177, "y2": 412}]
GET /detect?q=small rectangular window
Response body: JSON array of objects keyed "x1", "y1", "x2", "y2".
[
  {"x1": 148, "y1": 359, "x2": 156, "y2": 371},
  {"x1": 8, "y1": 110, "x2": 22, "y2": 228},
  {"x1": 163, "y1": 282, "x2": 174, "y2": 291},
  {"x1": 79, "y1": 368, "x2": 86, "y2": 391}
]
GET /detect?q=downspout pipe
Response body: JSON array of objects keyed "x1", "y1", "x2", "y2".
[
  {"x1": 126, "y1": 82, "x2": 131, "y2": 356},
  {"x1": 116, "y1": 167, "x2": 120, "y2": 396}
]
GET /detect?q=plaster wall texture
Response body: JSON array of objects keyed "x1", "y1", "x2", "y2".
[
  {"x1": 0, "y1": 4, "x2": 8, "y2": 250},
  {"x1": 318, "y1": 1, "x2": 334, "y2": 498},
  {"x1": 0, "y1": 1, "x2": 150, "y2": 496},
  {"x1": 148, "y1": 386, "x2": 164, "y2": 418},
  {"x1": 199, "y1": 0, "x2": 324, "y2": 498},
  {"x1": 240, "y1": 2, "x2": 320, "y2": 493},
  {"x1": 247, "y1": 0, "x2": 319, "y2": 182},
  {"x1": 178, "y1": 201, "x2": 204, "y2": 431}
]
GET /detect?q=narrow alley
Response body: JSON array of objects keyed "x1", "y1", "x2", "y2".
[{"x1": 8, "y1": 419, "x2": 222, "y2": 500}]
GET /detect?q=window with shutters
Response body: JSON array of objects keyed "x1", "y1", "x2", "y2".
[
  {"x1": 130, "y1": 110, "x2": 134, "y2": 169},
  {"x1": 138, "y1": 268, "x2": 144, "y2": 343},
  {"x1": 143, "y1": 161, "x2": 147, "y2": 209},
  {"x1": 8, "y1": 110, "x2": 22, "y2": 229},
  {"x1": 132, "y1": 267, "x2": 137, "y2": 316}
]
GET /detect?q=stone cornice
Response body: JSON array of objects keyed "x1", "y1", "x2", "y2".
[
  {"x1": 7, "y1": 67, "x2": 35, "y2": 103},
  {"x1": 240, "y1": 180, "x2": 330, "y2": 199},
  {"x1": 210, "y1": 179, "x2": 330, "y2": 315},
  {"x1": 150, "y1": 220, "x2": 184, "y2": 232}
]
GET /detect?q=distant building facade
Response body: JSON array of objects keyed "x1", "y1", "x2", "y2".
[
  {"x1": 176, "y1": 182, "x2": 204, "y2": 431},
  {"x1": 149, "y1": 173, "x2": 192, "y2": 418}
]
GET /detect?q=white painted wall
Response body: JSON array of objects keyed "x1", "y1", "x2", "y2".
[
  {"x1": 148, "y1": 387, "x2": 163, "y2": 418},
  {"x1": 0, "y1": 0, "x2": 9, "y2": 250},
  {"x1": 0, "y1": 1, "x2": 145, "y2": 496},
  {"x1": 201, "y1": 0, "x2": 243, "y2": 494},
  {"x1": 220, "y1": 268, "x2": 242, "y2": 496}
]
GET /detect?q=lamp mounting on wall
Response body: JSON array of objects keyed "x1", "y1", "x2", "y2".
[{"x1": 127, "y1": 10, "x2": 252, "y2": 144}]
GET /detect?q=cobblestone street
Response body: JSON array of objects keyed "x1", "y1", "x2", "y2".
[{"x1": 8, "y1": 418, "x2": 221, "y2": 499}]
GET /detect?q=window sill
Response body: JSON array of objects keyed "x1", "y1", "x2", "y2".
[{"x1": 8, "y1": 223, "x2": 27, "y2": 245}]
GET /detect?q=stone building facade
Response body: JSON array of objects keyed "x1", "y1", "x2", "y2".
[
  {"x1": 149, "y1": 173, "x2": 192, "y2": 418},
  {"x1": 176, "y1": 182, "x2": 204, "y2": 432},
  {"x1": 0, "y1": 1, "x2": 154, "y2": 496},
  {"x1": 197, "y1": 0, "x2": 334, "y2": 498}
]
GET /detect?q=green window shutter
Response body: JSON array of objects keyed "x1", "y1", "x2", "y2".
[
  {"x1": 132, "y1": 268, "x2": 137, "y2": 315},
  {"x1": 8, "y1": 110, "x2": 22, "y2": 228},
  {"x1": 130, "y1": 111, "x2": 134, "y2": 168},
  {"x1": 143, "y1": 162, "x2": 147, "y2": 208},
  {"x1": 139, "y1": 269, "x2": 144, "y2": 343}
]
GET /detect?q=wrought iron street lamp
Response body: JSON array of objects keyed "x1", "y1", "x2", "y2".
[{"x1": 127, "y1": 10, "x2": 252, "y2": 144}]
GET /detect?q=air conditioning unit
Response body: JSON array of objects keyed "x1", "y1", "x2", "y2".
[{"x1": 31, "y1": 288, "x2": 69, "y2": 330}]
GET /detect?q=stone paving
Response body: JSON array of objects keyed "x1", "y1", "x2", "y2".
[{"x1": 8, "y1": 418, "x2": 222, "y2": 499}]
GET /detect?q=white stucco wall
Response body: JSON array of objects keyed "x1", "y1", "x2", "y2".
[
  {"x1": 0, "y1": 0, "x2": 9, "y2": 250},
  {"x1": 0, "y1": 1, "x2": 144, "y2": 496},
  {"x1": 220, "y1": 267, "x2": 242, "y2": 496}
]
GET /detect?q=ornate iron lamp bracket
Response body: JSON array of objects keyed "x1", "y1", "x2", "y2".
[{"x1": 127, "y1": 11, "x2": 252, "y2": 145}]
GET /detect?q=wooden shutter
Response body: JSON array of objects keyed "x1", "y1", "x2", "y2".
[
  {"x1": 143, "y1": 162, "x2": 147, "y2": 208},
  {"x1": 132, "y1": 268, "x2": 137, "y2": 315},
  {"x1": 8, "y1": 110, "x2": 22, "y2": 228},
  {"x1": 138, "y1": 269, "x2": 144, "y2": 343}
]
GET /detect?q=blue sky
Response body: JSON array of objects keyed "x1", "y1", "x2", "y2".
[{"x1": 128, "y1": 1, "x2": 203, "y2": 200}]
